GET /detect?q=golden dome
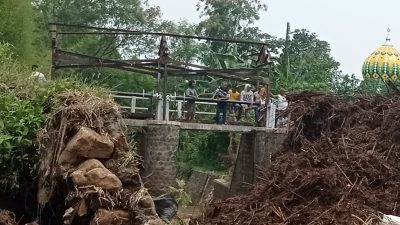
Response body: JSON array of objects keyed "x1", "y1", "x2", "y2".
[{"x1": 362, "y1": 32, "x2": 400, "y2": 81}]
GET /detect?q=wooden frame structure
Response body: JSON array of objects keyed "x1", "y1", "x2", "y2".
[{"x1": 50, "y1": 23, "x2": 274, "y2": 122}]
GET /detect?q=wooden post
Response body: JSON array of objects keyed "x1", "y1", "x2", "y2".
[
  {"x1": 162, "y1": 65, "x2": 168, "y2": 121},
  {"x1": 265, "y1": 82, "x2": 270, "y2": 128},
  {"x1": 284, "y1": 22, "x2": 291, "y2": 85},
  {"x1": 50, "y1": 25, "x2": 57, "y2": 80}
]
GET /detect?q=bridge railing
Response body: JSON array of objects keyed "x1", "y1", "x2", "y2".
[{"x1": 112, "y1": 91, "x2": 277, "y2": 128}]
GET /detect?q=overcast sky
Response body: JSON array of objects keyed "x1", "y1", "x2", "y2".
[{"x1": 148, "y1": 0, "x2": 400, "y2": 78}]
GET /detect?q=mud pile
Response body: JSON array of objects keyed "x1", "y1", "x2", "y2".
[
  {"x1": 37, "y1": 90, "x2": 164, "y2": 225},
  {"x1": 197, "y1": 91, "x2": 400, "y2": 225}
]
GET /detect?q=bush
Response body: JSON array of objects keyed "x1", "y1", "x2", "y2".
[
  {"x1": 177, "y1": 131, "x2": 230, "y2": 172},
  {"x1": 0, "y1": 42, "x2": 101, "y2": 190}
]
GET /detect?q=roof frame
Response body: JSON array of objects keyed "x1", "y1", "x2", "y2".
[{"x1": 50, "y1": 23, "x2": 273, "y2": 83}]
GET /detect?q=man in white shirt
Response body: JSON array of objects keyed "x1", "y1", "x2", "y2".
[
  {"x1": 31, "y1": 65, "x2": 46, "y2": 82},
  {"x1": 277, "y1": 88, "x2": 288, "y2": 111}
]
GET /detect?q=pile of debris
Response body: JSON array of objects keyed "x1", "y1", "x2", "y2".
[
  {"x1": 0, "y1": 209, "x2": 17, "y2": 225},
  {"x1": 37, "y1": 90, "x2": 165, "y2": 225},
  {"x1": 197, "y1": 91, "x2": 400, "y2": 225}
]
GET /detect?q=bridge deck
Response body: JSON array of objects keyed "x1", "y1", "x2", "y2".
[{"x1": 123, "y1": 119, "x2": 286, "y2": 133}]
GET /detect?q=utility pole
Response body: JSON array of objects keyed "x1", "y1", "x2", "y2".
[{"x1": 283, "y1": 22, "x2": 291, "y2": 84}]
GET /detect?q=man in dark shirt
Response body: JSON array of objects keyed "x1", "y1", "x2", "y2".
[{"x1": 213, "y1": 81, "x2": 229, "y2": 124}]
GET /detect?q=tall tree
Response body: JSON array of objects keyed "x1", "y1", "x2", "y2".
[
  {"x1": 0, "y1": 0, "x2": 39, "y2": 63},
  {"x1": 34, "y1": 0, "x2": 162, "y2": 58},
  {"x1": 274, "y1": 29, "x2": 340, "y2": 91},
  {"x1": 196, "y1": 0, "x2": 267, "y2": 39},
  {"x1": 195, "y1": 0, "x2": 275, "y2": 68}
]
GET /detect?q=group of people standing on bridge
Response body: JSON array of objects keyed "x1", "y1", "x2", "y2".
[{"x1": 184, "y1": 80, "x2": 288, "y2": 128}]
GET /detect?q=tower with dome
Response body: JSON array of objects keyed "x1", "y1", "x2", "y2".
[{"x1": 362, "y1": 29, "x2": 400, "y2": 82}]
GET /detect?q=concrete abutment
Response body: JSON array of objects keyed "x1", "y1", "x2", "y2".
[
  {"x1": 137, "y1": 122, "x2": 286, "y2": 199},
  {"x1": 141, "y1": 124, "x2": 180, "y2": 195}
]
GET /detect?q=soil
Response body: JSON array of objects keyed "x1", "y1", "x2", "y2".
[{"x1": 194, "y1": 91, "x2": 400, "y2": 225}]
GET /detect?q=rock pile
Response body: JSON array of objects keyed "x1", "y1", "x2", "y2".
[
  {"x1": 195, "y1": 91, "x2": 400, "y2": 225},
  {"x1": 37, "y1": 90, "x2": 164, "y2": 225}
]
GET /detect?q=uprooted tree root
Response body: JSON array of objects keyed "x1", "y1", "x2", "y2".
[
  {"x1": 194, "y1": 91, "x2": 400, "y2": 225},
  {"x1": 37, "y1": 90, "x2": 121, "y2": 205},
  {"x1": 0, "y1": 209, "x2": 17, "y2": 225},
  {"x1": 36, "y1": 90, "x2": 163, "y2": 225}
]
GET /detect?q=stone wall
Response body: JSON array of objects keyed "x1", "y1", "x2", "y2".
[
  {"x1": 141, "y1": 124, "x2": 180, "y2": 195},
  {"x1": 230, "y1": 132, "x2": 255, "y2": 194},
  {"x1": 224, "y1": 131, "x2": 287, "y2": 196},
  {"x1": 185, "y1": 171, "x2": 216, "y2": 205},
  {"x1": 265, "y1": 133, "x2": 287, "y2": 156}
]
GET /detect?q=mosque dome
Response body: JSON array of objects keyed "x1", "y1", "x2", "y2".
[{"x1": 362, "y1": 30, "x2": 400, "y2": 82}]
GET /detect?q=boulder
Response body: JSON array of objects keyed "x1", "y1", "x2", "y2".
[
  {"x1": 71, "y1": 159, "x2": 122, "y2": 192},
  {"x1": 103, "y1": 151, "x2": 141, "y2": 186},
  {"x1": 64, "y1": 127, "x2": 114, "y2": 159},
  {"x1": 90, "y1": 209, "x2": 130, "y2": 225}
]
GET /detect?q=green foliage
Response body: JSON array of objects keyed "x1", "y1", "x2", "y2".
[
  {"x1": 195, "y1": 0, "x2": 275, "y2": 68},
  {"x1": 358, "y1": 78, "x2": 390, "y2": 96},
  {"x1": 196, "y1": 0, "x2": 267, "y2": 38},
  {"x1": 168, "y1": 179, "x2": 192, "y2": 208},
  {"x1": 177, "y1": 131, "x2": 230, "y2": 171},
  {"x1": 331, "y1": 73, "x2": 361, "y2": 99},
  {"x1": 0, "y1": 42, "x2": 94, "y2": 190},
  {"x1": 67, "y1": 69, "x2": 157, "y2": 92},
  {"x1": 0, "y1": 0, "x2": 40, "y2": 63},
  {"x1": 273, "y1": 29, "x2": 340, "y2": 92},
  {"x1": 0, "y1": 92, "x2": 44, "y2": 188},
  {"x1": 34, "y1": 0, "x2": 162, "y2": 58}
]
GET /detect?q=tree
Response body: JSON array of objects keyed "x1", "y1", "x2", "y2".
[
  {"x1": 195, "y1": 0, "x2": 275, "y2": 67},
  {"x1": 331, "y1": 72, "x2": 361, "y2": 99},
  {"x1": 33, "y1": 0, "x2": 162, "y2": 58},
  {"x1": 0, "y1": 0, "x2": 39, "y2": 63},
  {"x1": 196, "y1": 0, "x2": 267, "y2": 39},
  {"x1": 273, "y1": 29, "x2": 340, "y2": 92}
]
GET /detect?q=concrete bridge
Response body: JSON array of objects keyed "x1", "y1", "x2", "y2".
[
  {"x1": 50, "y1": 23, "x2": 281, "y2": 199},
  {"x1": 114, "y1": 91, "x2": 278, "y2": 129},
  {"x1": 116, "y1": 92, "x2": 287, "y2": 197}
]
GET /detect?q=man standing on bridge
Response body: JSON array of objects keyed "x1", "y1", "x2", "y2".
[
  {"x1": 213, "y1": 81, "x2": 229, "y2": 124},
  {"x1": 185, "y1": 80, "x2": 198, "y2": 121}
]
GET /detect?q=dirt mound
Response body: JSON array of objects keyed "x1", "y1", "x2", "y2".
[
  {"x1": 0, "y1": 210, "x2": 17, "y2": 225},
  {"x1": 196, "y1": 91, "x2": 400, "y2": 225}
]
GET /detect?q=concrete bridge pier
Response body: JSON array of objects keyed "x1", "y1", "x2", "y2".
[
  {"x1": 141, "y1": 124, "x2": 180, "y2": 195},
  {"x1": 229, "y1": 131, "x2": 286, "y2": 194}
]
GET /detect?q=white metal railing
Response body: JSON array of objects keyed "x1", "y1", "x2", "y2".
[{"x1": 112, "y1": 91, "x2": 278, "y2": 128}]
